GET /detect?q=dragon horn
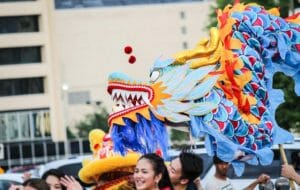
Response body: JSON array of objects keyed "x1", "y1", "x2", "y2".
[{"x1": 173, "y1": 27, "x2": 220, "y2": 64}]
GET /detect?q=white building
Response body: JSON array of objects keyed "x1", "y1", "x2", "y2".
[{"x1": 0, "y1": 0, "x2": 212, "y2": 145}]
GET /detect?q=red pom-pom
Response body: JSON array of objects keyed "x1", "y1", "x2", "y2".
[
  {"x1": 128, "y1": 55, "x2": 136, "y2": 64},
  {"x1": 124, "y1": 46, "x2": 133, "y2": 54},
  {"x1": 155, "y1": 149, "x2": 163, "y2": 157}
]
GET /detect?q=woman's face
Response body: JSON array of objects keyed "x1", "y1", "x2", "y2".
[
  {"x1": 46, "y1": 175, "x2": 63, "y2": 190},
  {"x1": 133, "y1": 158, "x2": 161, "y2": 190}
]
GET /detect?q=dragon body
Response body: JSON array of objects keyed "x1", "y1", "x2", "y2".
[{"x1": 107, "y1": 3, "x2": 300, "y2": 175}]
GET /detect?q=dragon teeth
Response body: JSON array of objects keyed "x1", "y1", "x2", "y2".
[
  {"x1": 111, "y1": 89, "x2": 150, "y2": 110},
  {"x1": 142, "y1": 94, "x2": 151, "y2": 106}
]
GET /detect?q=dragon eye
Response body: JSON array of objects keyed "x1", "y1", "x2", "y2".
[{"x1": 150, "y1": 70, "x2": 160, "y2": 82}]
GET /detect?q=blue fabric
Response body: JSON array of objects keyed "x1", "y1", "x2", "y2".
[{"x1": 111, "y1": 111, "x2": 169, "y2": 158}]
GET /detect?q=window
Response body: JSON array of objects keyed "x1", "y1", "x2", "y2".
[
  {"x1": 180, "y1": 11, "x2": 186, "y2": 19},
  {"x1": 0, "y1": 109, "x2": 51, "y2": 141},
  {"x1": 9, "y1": 144, "x2": 20, "y2": 159},
  {"x1": 46, "y1": 143, "x2": 56, "y2": 156},
  {"x1": 0, "y1": 46, "x2": 41, "y2": 65},
  {"x1": 33, "y1": 112, "x2": 50, "y2": 138},
  {"x1": 182, "y1": 41, "x2": 188, "y2": 49},
  {"x1": 0, "y1": 77, "x2": 44, "y2": 97},
  {"x1": 7, "y1": 114, "x2": 18, "y2": 140},
  {"x1": 181, "y1": 26, "x2": 187, "y2": 34},
  {"x1": 0, "y1": 15, "x2": 38, "y2": 34},
  {"x1": 20, "y1": 113, "x2": 30, "y2": 139},
  {"x1": 22, "y1": 144, "x2": 32, "y2": 158},
  {"x1": 34, "y1": 143, "x2": 44, "y2": 157},
  {"x1": 0, "y1": 115, "x2": 6, "y2": 141}
]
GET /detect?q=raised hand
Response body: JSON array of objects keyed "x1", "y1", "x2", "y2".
[{"x1": 60, "y1": 175, "x2": 83, "y2": 190}]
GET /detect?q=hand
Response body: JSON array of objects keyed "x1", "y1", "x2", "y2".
[
  {"x1": 281, "y1": 164, "x2": 297, "y2": 180},
  {"x1": 8, "y1": 184, "x2": 24, "y2": 190},
  {"x1": 22, "y1": 172, "x2": 32, "y2": 181},
  {"x1": 194, "y1": 177, "x2": 204, "y2": 190},
  {"x1": 257, "y1": 173, "x2": 270, "y2": 184},
  {"x1": 60, "y1": 175, "x2": 83, "y2": 190}
]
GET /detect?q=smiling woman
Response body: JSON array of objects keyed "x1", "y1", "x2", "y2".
[{"x1": 134, "y1": 153, "x2": 173, "y2": 190}]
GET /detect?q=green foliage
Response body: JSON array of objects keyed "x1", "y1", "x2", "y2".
[
  {"x1": 75, "y1": 107, "x2": 109, "y2": 138},
  {"x1": 206, "y1": 0, "x2": 290, "y2": 30},
  {"x1": 273, "y1": 73, "x2": 300, "y2": 131},
  {"x1": 66, "y1": 126, "x2": 76, "y2": 139},
  {"x1": 170, "y1": 128, "x2": 189, "y2": 142}
]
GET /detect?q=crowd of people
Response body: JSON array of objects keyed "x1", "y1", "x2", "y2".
[
  {"x1": 8, "y1": 169, "x2": 83, "y2": 190},
  {"x1": 7, "y1": 151, "x2": 300, "y2": 190}
]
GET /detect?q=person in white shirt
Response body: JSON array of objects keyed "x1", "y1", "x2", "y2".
[{"x1": 205, "y1": 156, "x2": 270, "y2": 190}]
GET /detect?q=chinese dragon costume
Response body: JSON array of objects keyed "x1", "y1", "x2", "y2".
[
  {"x1": 107, "y1": 3, "x2": 299, "y2": 175},
  {"x1": 79, "y1": 3, "x2": 300, "y2": 188}
]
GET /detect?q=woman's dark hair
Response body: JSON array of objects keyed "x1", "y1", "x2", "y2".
[
  {"x1": 23, "y1": 178, "x2": 50, "y2": 190},
  {"x1": 179, "y1": 152, "x2": 203, "y2": 182},
  {"x1": 139, "y1": 153, "x2": 174, "y2": 190},
  {"x1": 42, "y1": 169, "x2": 66, "y2": 190}
]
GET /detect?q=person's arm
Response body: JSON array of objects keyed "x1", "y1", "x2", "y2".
[
  {"x1": 281, "y1": 164, "x2": 300, "y2": 185},
  {"x1": 22, "y1": 172, "x2": 32, "y2": 181},
  {"x1": 243, "y1": 173, "x2": 270, "y2": 190}
]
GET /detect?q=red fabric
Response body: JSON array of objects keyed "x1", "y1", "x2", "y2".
[
  {"x1": 253, "y1": 18, "x2": 263, "y2": 26},
  {"x1": 295, "y1": 44, "x2": 300, "y2": 52},
  {"x1": 155, "y1": 149, "x2": 163, "y2": 157},
  {"x1": 284, "y1": 12, "x2": 300, "y2": 21},
  {"x1": 218, "y1": 81, "x2": 234, "y2": 99},
  {"x1": 218, "y1": 12, "x2": 229, "y2": 29},
  {"x1": 224, "y1": 60, "x2": 250, "y2": 114},
  {"x1": 234, "y1": 0, "x2": 240, "y2": 4}
]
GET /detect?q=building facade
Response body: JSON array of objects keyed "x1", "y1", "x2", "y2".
[
  {"x1": 0, "y1": 0, "x2": 65, "y2": 143},
  {"x1": 0, "y1": 0, "x2": 212, "y2": 168}
]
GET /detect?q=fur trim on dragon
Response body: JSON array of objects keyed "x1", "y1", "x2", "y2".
[{"x1": 107, "y1": 3, "x2": 299, "y2": 175}]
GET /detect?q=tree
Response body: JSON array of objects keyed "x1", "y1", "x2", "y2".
[
  {"x1": 273, "y1": 73, "x2": 300, "y2": 132},
  {"x1": 74, "y1": 107, "x2": 109, "y2": 138},
  {"x1": 66, "y1": 126, "x2": 77, "y2": 139},
  {"x1": 170, "y1": 128, "x2": 189, "y2": 142},
  {"x1": 206, "y1": 0, "x2": 290, "y2": 30},
  {"x1": 206, "y1": 0, "x2": 300, "y2": 132}
]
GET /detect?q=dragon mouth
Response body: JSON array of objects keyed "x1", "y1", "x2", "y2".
[{"x1": 107, "y1": 82, "x2": 154, "y2": 126}]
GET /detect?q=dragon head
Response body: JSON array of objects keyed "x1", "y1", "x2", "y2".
[{"x1": 107, "y1": 28, "x2": 223, "y2": 156}]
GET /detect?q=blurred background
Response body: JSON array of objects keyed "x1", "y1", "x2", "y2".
[{"x1": 0, "y1": 0, "x2": 299, "y2": 172}]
